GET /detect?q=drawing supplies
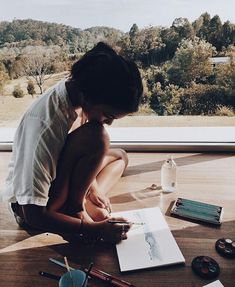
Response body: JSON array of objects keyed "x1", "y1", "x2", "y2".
[
  {"x1": 49, "y1": 258, "x2": 130, "y2": 287},
  {"x1": 170, "y1": 198, "x2": 223, "y2": 225},
  {"x1": 112, "y1": 207, "x2": 185, "y2": 272},
  {"x1": 108, "y1": 220, "x2": 145, "y2": 226},
  {"x1": 64, "y1": 256, "x2": 75, "y2": 287},
  {"x1": 191, "y1": 256, "x2": 220, "y2": 279},
  {"x1": 59, "y1": 270, "x2": 87, "y2": 287},
  {"x1": 85, "y1": 266, "x2": 135, "y2": 287},
  {"x1": 64, "y1": 256, "x2": 71, "y2": 273},
  {"x1": 215, "y1": 238, "x2": 235, "y2": 258},
  {"x1": 81, "y1": 263, "x2": 93, "y2": 287},
  {"x1": 39, "y1": 271, "x2": 60, "y2": 281},
  {"x1": 49, "y1": 258, "x2": 88, "y2": 287},
  {"x1": 49, "y1": 257, "x2": 75, "y2": 270}
]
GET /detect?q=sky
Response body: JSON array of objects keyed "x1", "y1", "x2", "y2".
[{"x1": 0, "y1": 0, "x2": 234, "y2": 32}]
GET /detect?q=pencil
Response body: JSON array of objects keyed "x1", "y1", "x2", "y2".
[
  {"x1": 64, "y1": 256, "x2": 75, "y2": 287},
  {"x1": 108, "y1": 220, "x2": 145, "y2": 225}
]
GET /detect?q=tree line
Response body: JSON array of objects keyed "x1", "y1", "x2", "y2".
[{"x1": 0, "y1": 13, "x2": 234, "y2": 116}]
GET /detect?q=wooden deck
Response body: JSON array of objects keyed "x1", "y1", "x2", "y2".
[{"x1": 0, "y1": 151, "x2": 235, "y2": 287}]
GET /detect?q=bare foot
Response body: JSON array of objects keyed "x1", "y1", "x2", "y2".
[
  {"x1": 75, "y1": 209, "x2": 94, "y2": 224},
  {"x1": 85, "y1": 199, "x2": 111, "y2": 222}
]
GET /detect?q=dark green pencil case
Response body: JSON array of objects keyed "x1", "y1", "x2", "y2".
[{"x1": 170, "y1": 197, "x2": 223, "y2": 225}]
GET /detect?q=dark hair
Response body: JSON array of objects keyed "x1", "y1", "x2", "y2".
[{"x1": 70, "y1": 42, "x2": 143, "y2": 113}]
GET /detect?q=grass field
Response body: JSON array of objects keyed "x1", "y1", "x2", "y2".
[{"x1": 1, "y1": 73, "x2": 235, "y2": 128}]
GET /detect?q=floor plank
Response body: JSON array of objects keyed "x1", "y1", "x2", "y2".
[{"x1": 1, "y1": 152, "x2": 235, "y2": 287}]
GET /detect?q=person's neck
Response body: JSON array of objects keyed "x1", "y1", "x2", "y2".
[{"x1": 65, "y1": 80, "x2": 82, "y2": 108}]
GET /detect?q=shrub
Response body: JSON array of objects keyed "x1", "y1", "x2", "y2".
[
  {"x1": 27, "y1": 80, "x2": 36, "y2": 97},
  {"x1": 136, "y1": 103, "x2": 155, "y2": 115},
  {"x1": 12, "y1": 84, "x2": 24, "y2": 98},
  {"x1": 150, "y1": 83, "x2": 184, "y2": 115},
  {"x1": 180, "y1": 84, "x2": 230, "y2": 115},
  {"x1": 214, "y1": 105, "x2": 235, "y2": 116},
  {"x1": 51, "y1": 61, "x2": 68, "y2": 73}
]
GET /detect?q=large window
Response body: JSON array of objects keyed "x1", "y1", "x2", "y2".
[{"x1": 0, "y1": 1, "x2": 235, "y2": 149}]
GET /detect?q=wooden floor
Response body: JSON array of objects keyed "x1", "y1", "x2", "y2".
[{"x1": 0, "y1": 151, "x2": 235, "y2": 287}]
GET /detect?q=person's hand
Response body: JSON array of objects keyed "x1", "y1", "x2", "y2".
[
  {"x1": 98, "y1": 217, "x2": 131, "y2": 243},
  {"x1": 87, "y1": 190, "x2": 112, "y2": 213},
  {"x1": 84, "y1": 217, "x2": 131, "y2": 244}
]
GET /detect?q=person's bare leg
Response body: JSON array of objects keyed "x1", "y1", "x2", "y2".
[
  {"x1": 97, "y1": 149, "x2": 128, "y2": 194},
  {"x1": 47, "y1": 121, "x2": 109, "y2": 223},
  {"x1": 85, "y1": 148, "x2": 128, "y2": 221}
]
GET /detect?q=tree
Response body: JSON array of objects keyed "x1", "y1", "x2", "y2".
[
  {"x1": 192, "y1": 15, "x2": 204, "y2": 35},
  {"x1": 221, "y1": 21, "x2": 235, "y2": 48},
  {"x1": 0, "y1": 19, "x2": 82, "y2": 47},
  {"x1": 20, "y1": 45, "x2": 58, "y2": 93},
  {"x1": 167, "y1": 37, "x2": 215, "y2": 87},
  {"x1": 77, "y1": 30, "x2": 93, "y2": 52},
  {"x1": 0, "y1": 69, "x2": 9, "y2": 94},
  {"x1": 138, "y1": 67, "x2": 152, "y2": 105},
  {"x1": 197, "y1": 12, "x2": 211, "y2": 40},
  {"x1": 160, "y1": 28, "x2": 180, "y2": 61},
  {"x1": 129, "y1": 24, "x2": 139, "y2": 45},
  {"x1": 214, "y1": 46, "x2": 235, "y2": 93},
  {"x1": 208, "y1": 15, "x2": 223, "y2": 51},
  {"x1": 0, "y1": 47, "x2": 21, "y2": 79},
  {"x1": 121, "y1": 26, "x2": 165, "y2": 66},
  {"x1": 171, "y1": 17, "x2": 194, "y2": 40}
]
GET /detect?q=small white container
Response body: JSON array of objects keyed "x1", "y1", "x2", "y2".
[{"x1": 161, "y1": 155, "x2": 177, "y2": 192}]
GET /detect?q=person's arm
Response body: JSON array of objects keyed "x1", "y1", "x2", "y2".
[
  {"x1": 21, "y1": 205, "x2": 130, "y2": 243},
  {"x1": 22, "y1": 204, "x2": 82, "y2": 234}
]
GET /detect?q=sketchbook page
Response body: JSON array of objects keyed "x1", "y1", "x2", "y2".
[
  {"x1": 203, "y1": 280, "x2": 224, "y2": 287},
  {"x1": 113, "y1": 207, "x2": 185, "y2": 272}
]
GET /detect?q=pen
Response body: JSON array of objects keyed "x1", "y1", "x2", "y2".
[
  {"x1": 108, "y1": 220, "x2": 145, "y2": 226},
  {"x1": 39, "y1": 271, "x2": 61, "y2": 281},
  {"x1": 85, "y1": 266, "x2": 135, "y2": 287}
]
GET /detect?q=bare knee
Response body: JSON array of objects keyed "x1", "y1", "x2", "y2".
[
  {"x1": 112, "y1": 148, "x2": 128, "y2": 168},
  {"x1": 68, "y1": 122, "x2": 110, "y2": 156},
  {"x1": 119, "y1": 148, "x2": 128, "y2": 168},
  {"x1": 84, "y1": 122, "x2": 109, "y2": 152},
  {"x1": 92, "y1": 122, "x2": 110, "y2": 152}
]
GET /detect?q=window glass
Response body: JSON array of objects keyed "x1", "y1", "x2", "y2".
[{"x1": 0, "y1": 1, "x2": 234, "y2": 129}]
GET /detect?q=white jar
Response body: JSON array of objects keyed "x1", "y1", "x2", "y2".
[{"x1": 161, "y1": 155, "x2": 177, "y2": 192}]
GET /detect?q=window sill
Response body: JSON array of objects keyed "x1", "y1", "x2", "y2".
[
  {"x1": 106, "y1": 127, "x2": 235, "y2": 151},
  {"x1": 1, "y1": 127, "x2": 235, "y2": 152}
]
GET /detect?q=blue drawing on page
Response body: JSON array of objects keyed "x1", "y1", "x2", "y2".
[{"x1": 134, "y1": 211, "x2": 162, "y2": 261}]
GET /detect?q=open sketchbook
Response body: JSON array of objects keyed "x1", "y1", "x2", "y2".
[{"x1": 113, "y1": 207, "x2": 185, "y2": 272}]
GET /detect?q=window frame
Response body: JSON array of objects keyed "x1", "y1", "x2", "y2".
[{"x1": 1, "y1": 126, "x2": 235, "y2": 152}]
